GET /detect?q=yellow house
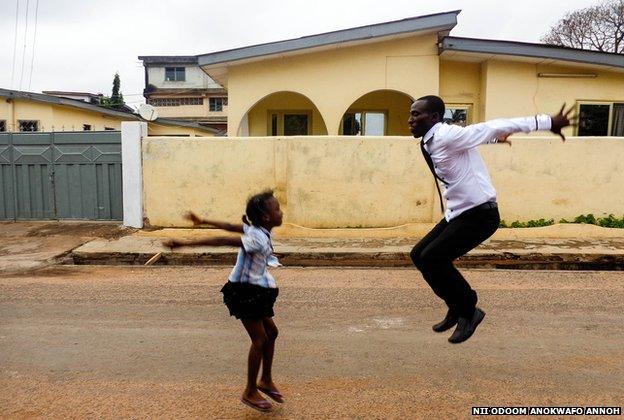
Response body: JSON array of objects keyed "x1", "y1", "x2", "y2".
[
  {"x1": 0, "y1": 88, "x2": 220, "y2": 137},
  {"x1": 196, "y1": 10, "x2": 624, "y2": 137}
]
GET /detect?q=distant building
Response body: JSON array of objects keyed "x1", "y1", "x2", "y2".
[
  {"x1": 42, "y1": 90, "x2": 136, "y2": 114},
  {"x1": 138, "y1": 56, "x2": 227, "y2": 131},
  {"x1": 42, "y1": 91, "x2": 104, "y2": 104}
]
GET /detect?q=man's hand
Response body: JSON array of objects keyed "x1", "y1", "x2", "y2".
[
  {"x1": 551, "y1": 103, "x2": 577, "y2": 141},
  {"x1": 183, "y1": 211, "x2": 204, "y2": 226},
  {"x1": 497, "y1": 133, "x2": 512, "y2": 146}
]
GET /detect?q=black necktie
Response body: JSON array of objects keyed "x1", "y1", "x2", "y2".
[{"x1": 420, "y1": 137, "x2": 445, "y2": 214}]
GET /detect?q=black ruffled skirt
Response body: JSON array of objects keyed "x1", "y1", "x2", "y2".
[{"x1": 220, "y1": 281, "x2": 279, "y2": 320}]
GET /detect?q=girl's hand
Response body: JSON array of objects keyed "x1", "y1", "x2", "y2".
[
  {"x1": 162, "y1": 239, "x2": 182, "y2": 249},
  {"x1": 183, "y1": 211, "x2": 204, "y2": 226}
]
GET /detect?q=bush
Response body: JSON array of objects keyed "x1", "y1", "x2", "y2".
[
  {"x1": 501, "y1": 214, "x2": 624, "y2": 228},
  {"x1": 596, "y1": 214, "x2": 624, "y2": 228},
  {"x1": 500, "y1": 219, "x2": 554, "y2": 228},
  {"x1": 574, "y1": 214, "x2": 597, "y2": 225}
]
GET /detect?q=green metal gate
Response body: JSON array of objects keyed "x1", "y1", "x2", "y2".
[{"x1": 0, "y1": 131, "x2": 123, "y2": 220}]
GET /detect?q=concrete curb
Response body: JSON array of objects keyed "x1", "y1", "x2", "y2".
[
  {"x1": 69, "y1": 224, "x2": 624, "y2": 270},
  {"x1": 71, "y1": 249, "x2": 624, "y2": 270}
]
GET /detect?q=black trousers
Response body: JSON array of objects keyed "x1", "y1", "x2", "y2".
[{"x1": 410, "y1": 205, "x2": 500, "y2": 318}]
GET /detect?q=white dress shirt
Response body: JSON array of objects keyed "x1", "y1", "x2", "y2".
[{"x1": 421, "y1": 115, "x2": 552, "y2": 221}]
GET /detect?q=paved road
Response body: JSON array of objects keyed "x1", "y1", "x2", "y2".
[{"x1": 1, "y1": 266, "x2": 622, "y2": 418}]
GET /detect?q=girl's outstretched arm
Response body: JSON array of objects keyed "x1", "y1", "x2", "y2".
[
  {"x1": 184, "y1": 211, "x2": 244, "y2": 233},
  {"x1": 163, "y1": 236, "x2": 243, "y2": 249}
]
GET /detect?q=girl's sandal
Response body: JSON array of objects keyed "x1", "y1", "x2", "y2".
[
  {"x1": 258, "y1": 387, "x2": 284, "y2": 403},
  {"x1": 241, "y1": 397, "x2": 273, "y2": 412}
]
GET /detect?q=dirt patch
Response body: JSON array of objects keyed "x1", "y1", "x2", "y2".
[
  {"x1": 25, "y1": 223, "x2": 133, "y2": 240},
  {"x1": 0, "y1": 265, "x2": 87, "y2": 279},
  {"x1": 0, "y1": 222, "x2": 136, "y2": 275}
]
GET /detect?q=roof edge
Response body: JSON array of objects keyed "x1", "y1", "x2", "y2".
[
  {"x1": 138, "y1": 56, "x2": 199, "y2": 65},
  {"x1": 155, "y1": 118, "x2": 220, "y2": 134},
  {"x1": 198, "y1": 10, "x2": 460, "y2": 67},
  {"x1": 0, "y1": 88, "x2": 139, "y2": 119},
  {"x1": 441, "y1": 36, "x2": 624, "y2": 69}
]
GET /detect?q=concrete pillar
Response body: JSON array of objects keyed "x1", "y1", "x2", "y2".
[{"x1": 121, "y1": 121, "x2": 147, "y2": 228}]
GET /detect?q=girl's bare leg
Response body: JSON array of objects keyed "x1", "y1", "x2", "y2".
[
  {"x1": 241, "y1": 319, "x2": 271, "y2": 407},
  {"x1": 258, "y1": 317, "x2": 283, "y2": 402}
]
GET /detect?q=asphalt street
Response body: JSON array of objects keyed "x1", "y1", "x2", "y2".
[{"x1": 1, "y1": 266, "x2": 622, "y2": 418}]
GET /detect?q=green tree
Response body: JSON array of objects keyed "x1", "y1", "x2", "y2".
[{"x1": 102, "y1": 72, "x2": 126, "y2": 109}]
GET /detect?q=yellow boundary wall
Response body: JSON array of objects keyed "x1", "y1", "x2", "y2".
[{"x1": 142, "y1": 136, "x2": 624, "y2": 228}]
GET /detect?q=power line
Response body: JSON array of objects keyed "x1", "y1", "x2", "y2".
[
  {"x1": 18, "y1": 0, "x2": 30, "y2": 91},
  {"x1": 27, "y1": 0, "x2": 39, "y2": 90},
  {"x1": 10, "y1": 0, "x2": 20, "y2": 89}
]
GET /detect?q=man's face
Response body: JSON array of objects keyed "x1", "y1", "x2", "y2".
[{"x1": 408, "y1": 100, "x2": 438, "y2": 138}]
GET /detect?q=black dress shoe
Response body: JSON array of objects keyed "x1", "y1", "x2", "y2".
[
  {"x1": 432, "y1": 310, "x2": 458, "y2": 332},
  {"x1": 448, "y1": 307, "x2": 485, "y2": 344}
]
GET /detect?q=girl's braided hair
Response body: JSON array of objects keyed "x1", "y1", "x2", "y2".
[{"x1": 242, "y1": 190, "x2": 275, "y2": 227}]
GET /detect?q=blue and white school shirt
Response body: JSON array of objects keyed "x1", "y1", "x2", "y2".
[{"x1": 228, "y1": 224, "x2": 281, "y2": 289}]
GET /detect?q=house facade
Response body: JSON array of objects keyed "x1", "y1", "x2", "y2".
[
  {"x1": 139, "y1": 56, "x2": 228, "y2": 131},
  {"x1": 195, "y1": 11, "x2": 624, "y2": 137},
  {"x1": 0, "y1": 88, "x2": 218, "y2": 136}
]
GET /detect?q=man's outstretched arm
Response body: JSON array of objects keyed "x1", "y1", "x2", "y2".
[{"x1": 444, "y1": 104, "x2": 576, "y2": 152}]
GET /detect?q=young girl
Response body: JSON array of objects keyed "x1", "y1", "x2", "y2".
[{"x1": 163, "y1": 190, "x2": 284, "y2": 413}]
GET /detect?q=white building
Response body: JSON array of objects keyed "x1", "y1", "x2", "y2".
[
  {"x1": 43, "y1": 91, "x2": 104, "y2": 104},
  {"x1": 139, "y1": 56, "x2": 228, "y2": 131}
]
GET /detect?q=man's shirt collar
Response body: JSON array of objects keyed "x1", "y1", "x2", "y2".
[{"x1": 422, "y1": 122, "x2": 443, "y2": 144}]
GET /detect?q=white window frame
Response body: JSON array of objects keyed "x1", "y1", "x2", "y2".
[
  {"x1": 164, "y1": 67, "x2": 186, "y2": 82},
  {"x1": 341, "y1": 110, "x2": 388, "y2": 136}
]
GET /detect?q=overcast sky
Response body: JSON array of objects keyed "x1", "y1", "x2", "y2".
[{"x1": 0, "y1": 0, "x2": 603, "y2": 110}]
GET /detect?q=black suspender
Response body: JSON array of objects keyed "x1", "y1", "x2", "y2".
[{"x1": 420, "y1": 136, "x2": 445, "y2": 214}]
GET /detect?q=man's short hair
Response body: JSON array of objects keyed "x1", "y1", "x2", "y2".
[{"x1": 417, "y1": 95, "x2": 445, "y2": 118}]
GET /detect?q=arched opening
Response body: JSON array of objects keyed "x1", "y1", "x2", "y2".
[
  {"x1": 237, "y1": 91, "x2": 328, "y2": 136},
  {"x1": 340, "y1": 90, "x2": 414, "y2": 136}
]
